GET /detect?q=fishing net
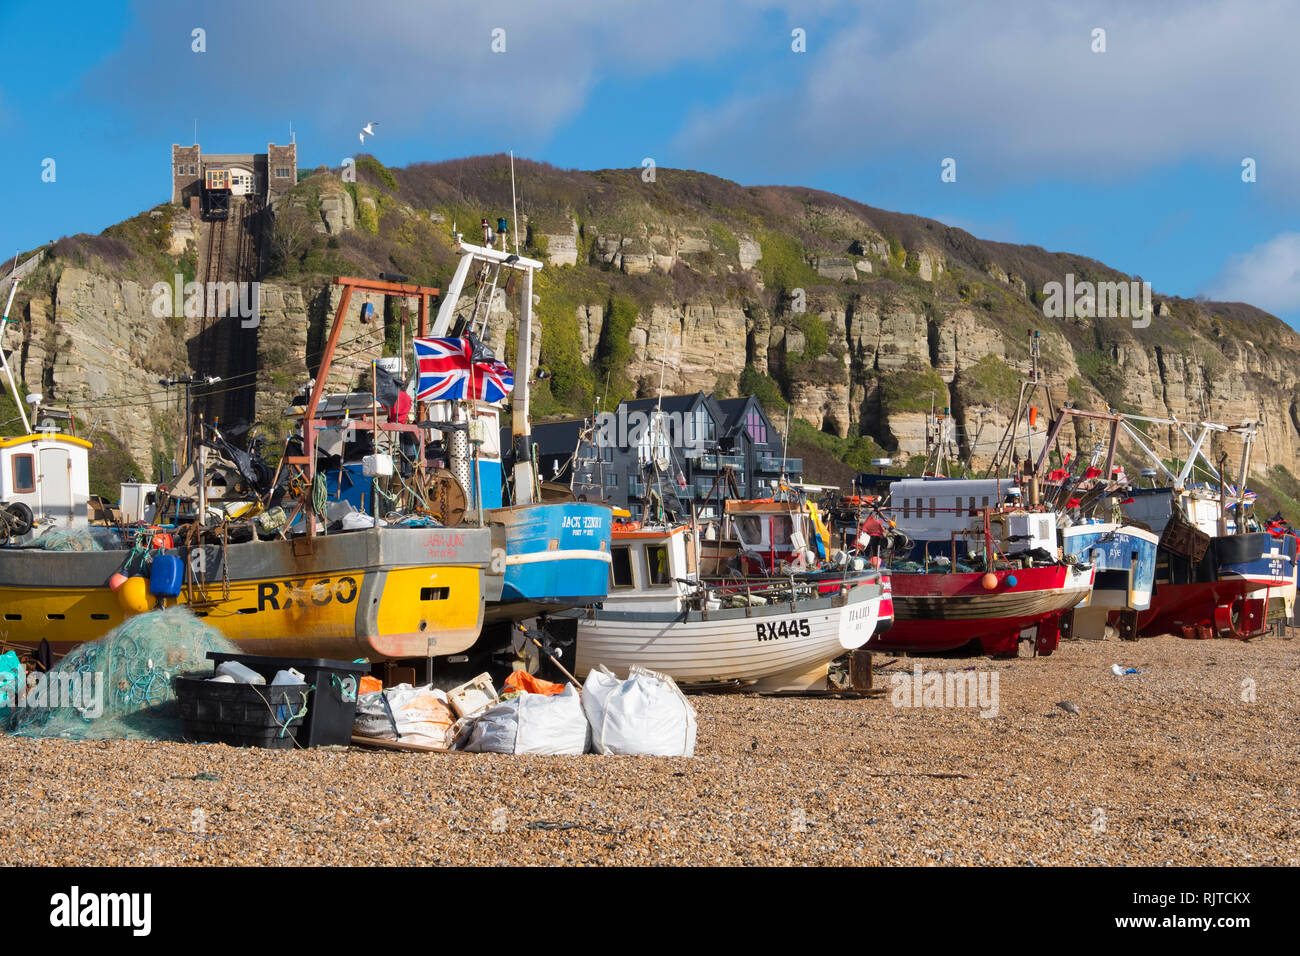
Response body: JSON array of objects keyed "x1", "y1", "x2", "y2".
[
  {"x1": 5, "y1": 606, "x2": 243, "y2": 741},
  {"x1": 36, "y1": 527, "x2": 121, "y2": 551}
]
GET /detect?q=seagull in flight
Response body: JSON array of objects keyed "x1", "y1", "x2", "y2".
[{"x1": 360, "y1": 122, "x2": 379, "y2": 145}]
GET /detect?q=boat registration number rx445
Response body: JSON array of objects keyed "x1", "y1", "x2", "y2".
[{"x1": 756, "y1": 619, "x2": 812, "y2": 641}]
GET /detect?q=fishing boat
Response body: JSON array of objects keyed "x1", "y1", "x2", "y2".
[
  {"x1": 1121, "y1": 484, "x2": 1294, "y2": 639},
  {"x1": 553, "y1": 522, "x2": 887, "y2": 691},
  {"x1": 0, "y1": 268, "x2": 496, "y2": 661},
  {"x1": 856, "y1": 477, "x2": 1095, "y2": 656},
  {"x1": 1022, "y1": 405, "x2": 1292, "y2": 640},
  {"x1": 1060, "y1": 520, "x2": 1159, "y2": 639}
]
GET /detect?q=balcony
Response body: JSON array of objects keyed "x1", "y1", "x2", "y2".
[
  {"x1": 627, "y1": 478, "x2": 646, "y2": 498},
  {"x1": 757, "y1": 456, "x2": 803, "y2": 474}
]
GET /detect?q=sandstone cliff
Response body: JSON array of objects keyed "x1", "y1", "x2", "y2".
[{"x1": 6, "y1": 157, "x2": 1299, "y2": 515}]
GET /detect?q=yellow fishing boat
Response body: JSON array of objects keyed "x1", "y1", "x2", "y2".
[{"x1": 0, "y1": 274, "x2": 498, "y2": 661}]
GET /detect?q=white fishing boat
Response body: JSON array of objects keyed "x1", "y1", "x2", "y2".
[{"x1": 553, "y1": 523, "x2": 885, "y2": 691}]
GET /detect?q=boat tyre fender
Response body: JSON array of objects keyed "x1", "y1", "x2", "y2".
[{"x1": 4, "y1": 502, "x2": 33, "y2": 538}]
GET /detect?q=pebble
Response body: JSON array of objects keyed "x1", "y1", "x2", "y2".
[{"x1": 1, "y1": 636, "x2": 1296, "y2": 865}]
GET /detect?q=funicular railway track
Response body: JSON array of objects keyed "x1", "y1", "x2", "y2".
[{"x1": 192, "y1": 194, "x2": 262, "y2": 424}]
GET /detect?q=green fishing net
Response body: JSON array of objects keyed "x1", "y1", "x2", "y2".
[
  {"x1": 36, "y1": 528, "x2": 115, "y2": 551},
  {"x1": 6, "y1": 606, "x2": 243, "y2": 741}
]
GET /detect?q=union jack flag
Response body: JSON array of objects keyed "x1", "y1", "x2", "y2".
[{"x1": 413, "y1": 337, "x2": 515, "y2": 405}]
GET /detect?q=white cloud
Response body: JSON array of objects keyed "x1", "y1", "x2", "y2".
[
  {"x1": 1205, "y1": 233, "x2": 1300, "y2": 314},
  {"x1": 92, "y1": 0, "x2": 808, "y2": 146},
  {"x1": 673, "y1": 0, "x2": 1300, "y2": 189}
]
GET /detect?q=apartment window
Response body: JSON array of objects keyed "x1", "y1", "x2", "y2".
[
  {"x1": 604, "y1": 471, "x2": 618, "y2": 487},
  {"x1": 610, "y1": 547, "x2": 634, "y2": 589},
  {"x1": 746, "y1": 410, "x2": 767, "y2": 444},
  {"x1": 601, "y1": 445, "x2": 614, "y2": 462},
  {"x1": 691, "y1": 407, "x2": 715, "y2": 443},
  {"x1": 275, "y1": 166, "x2": 291, "y2": 178},
  {"x1": 12, "y1": 454, "x2": 35, "y2": 494}
]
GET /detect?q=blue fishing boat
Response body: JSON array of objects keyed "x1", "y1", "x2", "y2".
[
  {"x1": 1062, "y1": 521, "x2": 1159, "y2": 639},
  {"x1": 486, "y1": 501, "x2": 611, "y2": 622}
]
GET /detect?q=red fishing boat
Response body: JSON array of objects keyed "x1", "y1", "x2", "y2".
[{"x1": 854, "y1": 478, "x2": 1094, "y2": 656}]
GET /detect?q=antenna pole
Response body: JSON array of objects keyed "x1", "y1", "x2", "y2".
[{"x1": 509, "y1": 150, "x2": 520, "y2": 256}]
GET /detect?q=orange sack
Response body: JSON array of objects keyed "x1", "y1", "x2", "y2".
[{"x1": 504, "y1": 671, "x2": 567, "y2": 696}]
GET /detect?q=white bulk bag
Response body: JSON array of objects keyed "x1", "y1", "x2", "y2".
[
  {"x1": 354, "y1": 683, "x2": 456, "y2": 748},
  {"x1": 582, "y1": 665, "x2": 697, "y2": 757},
  {"x1": 462, "y1": 684, "x2": 589, "y2": 755}
]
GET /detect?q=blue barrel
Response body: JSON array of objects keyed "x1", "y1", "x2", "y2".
[{"x1": 150, "y1": 554, "x2": 184, "y2": 597}]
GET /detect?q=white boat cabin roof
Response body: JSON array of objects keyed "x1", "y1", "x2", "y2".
[{"x1": 889, "y1": 477, "x2": 1021, "y2": 538}]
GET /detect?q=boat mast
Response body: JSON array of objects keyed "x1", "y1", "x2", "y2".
[{"x1": 513, "y1": 250, "x2": 536, "y2": 505}]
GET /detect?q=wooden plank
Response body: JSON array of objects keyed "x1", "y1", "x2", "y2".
[{"x1": 350, "y1": 735, "x2": 459, "y2": 755}]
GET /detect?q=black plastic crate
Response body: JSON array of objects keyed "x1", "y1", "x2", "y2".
[
  {"x1": 205, "y1": 653, "x2": 369, "y2": 747},
  {"x1": 175, "y1": 677, "x2": 310, "y2": 749}
]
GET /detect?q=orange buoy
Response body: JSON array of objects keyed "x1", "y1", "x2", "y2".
[
  {"x1": 981, "y1": 572, "x2": 998, "y2": 591},
  {"x1": 108, "y1": 572, "x2": 128, "y2": 592}
]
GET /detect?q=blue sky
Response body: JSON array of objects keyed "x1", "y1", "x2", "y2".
[{"x1": 2, "y1": 0, "x2": 1298, "y2": 326}]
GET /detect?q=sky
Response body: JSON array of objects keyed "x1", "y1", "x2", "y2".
[{"x1": 1, "y1": 0, "x2": 1298, "y2": 326}]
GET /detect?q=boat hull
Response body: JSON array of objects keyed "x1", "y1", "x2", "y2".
[
  {"x1": 483, "y1": 501, "x2": 611, "y2": 624},
  {"x1": 1136, "y1": 532, "x2": 1291, "y2": 638},
  {"x1": 870, "y1": 565, "x2": 1094, "y2": 656},
  {"x1": 566, "y1": 580, "x2": 882, "y2": 690},
  {"x1": 0, "y1": 526, "x2": 493, "y2": 660},
  {"x1": 1062, "y1": 523, "x2": 1158, "y2": 612}
]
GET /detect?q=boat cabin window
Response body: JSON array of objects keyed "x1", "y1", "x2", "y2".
[
  {"x1": 733, "y1": 515, "x2": 763, "y2": 547},
  {"x1": 610, "y1": 547, "x2": 635, "y2": 589},
  {"x1": 902, "y1": 498, "x2": 910, "y2": 519},
  {"x1": 771, "y1": 517, "x2": 793, "y2": 547},
  {"x1": 12, "y1": 454, "x2": 35, "y2": 494},
  {"x1": 930, "y1": 497, "x2": 936, "y2": 518},
  {"x1": 645, "y1": 544, "x2": 671, "y2": 587}
]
